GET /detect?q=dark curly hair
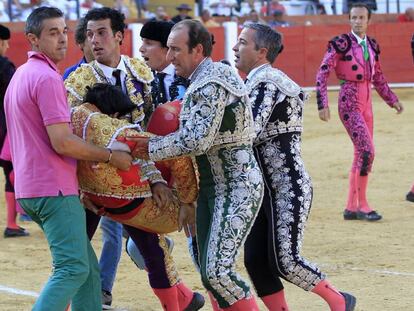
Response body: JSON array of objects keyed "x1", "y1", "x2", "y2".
[
  {"x1": 74, "y1": 17, "x2": 87, "y2": 45},
  {"x1": 84, "y1": 7, "x2": 126, "y2": 36}
]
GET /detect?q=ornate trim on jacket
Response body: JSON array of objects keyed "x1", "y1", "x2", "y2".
[
  {"x1": 189, "y1": 58, "x2": 248, "y2": 98},
  {"x1": 71, "y1": 104, "x2": 165, "y2": 198},
  {"x1": 329, "y1": 34, "x2": 352, "y2": 55},
  {"x1": 247, "y1": 64, "x2": 301, "y2": 98},
  {"x1": 65, "y1": 56, "x2": 153, "y2": 127},
  {"x1": 246, "y1": 65, "x2": 304, "y2": 144},
  {"x1": 330, "y1": 33, "x2": 380, "y2": 60},
  {"x1": 148, "y1": 59, "x2": 255, "y2": 162},
  {"x1": 367, "y1": 36, "x2": 380, "y2": 61}
]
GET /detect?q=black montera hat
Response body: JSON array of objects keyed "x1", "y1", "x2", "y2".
[
  {"x1": 176, "y1": 4, "x2": 192, "y2": 11},
  {"x1": 0, "y1": 24, "x2": 11, "y2": 40},
  {"x1": 140, "y1": 21, "x2": 174, "y2": 48}
]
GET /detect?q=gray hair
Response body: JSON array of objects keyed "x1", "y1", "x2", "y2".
[
  {"x1": 25, "y1": 7, "x2": 63, "y2": 37},
  {"x1": 243, "y1": 22, "x2": 283, "y2": 63}
]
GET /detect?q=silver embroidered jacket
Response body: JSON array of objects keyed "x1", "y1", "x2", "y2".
[
  {"x1": 246, "y1": 64, "x2": 323, "y2": 291},
  {"x1": 246, "y1": 64, "x2": 306, "y2": 146},
  {"x1": 148, "y1": 58, "x2": 256, "y2": 161}
]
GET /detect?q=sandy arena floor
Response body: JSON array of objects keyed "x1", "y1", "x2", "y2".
[{"x1": 0, "y1": 88, "x2": 413, "y2": 311}]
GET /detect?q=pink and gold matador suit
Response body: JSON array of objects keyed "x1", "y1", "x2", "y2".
[
  {"x1": 71, "y1": 101, "x2": 198, "y2": 234},
  {"x1": 71, "y1": 100, "x2": 201, "y2": 310},
  {"x1": 316, "y1": 32, "x2": 399, "y2": 217}
]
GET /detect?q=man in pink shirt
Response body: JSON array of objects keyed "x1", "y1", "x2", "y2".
[{"x1": 4, "y1": 7, "x2": 132, "y2": 311}]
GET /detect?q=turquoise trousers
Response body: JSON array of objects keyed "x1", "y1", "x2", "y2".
[{"x1": 19, "y1": 195, "x2": 101, "y2": 311}]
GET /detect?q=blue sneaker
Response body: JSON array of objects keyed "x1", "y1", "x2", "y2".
[{"x1": 19, "y1": 214, "x2": 32, "y2": 222}]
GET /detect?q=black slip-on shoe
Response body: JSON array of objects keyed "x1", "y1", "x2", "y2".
[
  {"x1": 4, "y1": 227, "x2": 29, "y2": 238},
  {"x1": 356, "y1": 210, "x2": 382, "y2": 221},
  {"x1": 343, "y1": 209, "x2": 358, "y2": 220},
  {"x1": 406, "y1": 191, "x2": 414, "y2": 202},
  {"x1": 183, "y1": 292, "x2": 205, "y2": 311},
  {"x1": 340, "y1": 292, "x2": 356, "y2": 311}
]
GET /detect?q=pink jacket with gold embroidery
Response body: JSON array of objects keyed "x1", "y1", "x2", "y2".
[{"x1": 315, "y1": 32, "x2": 398, "y2": 110}]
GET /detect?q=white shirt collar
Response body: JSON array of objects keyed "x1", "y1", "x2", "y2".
[
  {"x1": 161, "y1": 63, "x2": 175, "y2": 77},
  {"x1": 96, "y1": 55, "x2": 128, "y2": 80},
  {"x1": 351, "y1": 30, "x2": 366, "y2": 44},
  {"x1": 247, "y1": 63, "x2": 269, "y2": 81}
]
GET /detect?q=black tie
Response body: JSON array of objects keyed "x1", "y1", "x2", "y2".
[
  {"x1": 244, "y1": 78, "x2": 249, "y2": 84},
  {"x1": 112, "y1": 69, "x2": 122, "y2": 89},
  {"x1": 157, "y1": 72, "x2": 167, "y2": 103}
]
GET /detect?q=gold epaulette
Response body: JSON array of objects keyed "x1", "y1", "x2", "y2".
[
  {"x1": 125, "y1": 57, "x2": 154, "y2": 84},
  {"x1": 65, "y1": 65, "x2": 99, "y2": 107}
]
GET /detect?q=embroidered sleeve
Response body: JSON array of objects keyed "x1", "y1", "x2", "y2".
[
  {"x1": 122, "y1": 127, "x2": 165, "y2": 185},
  {"x1": 164, "y1": 157, "x2": 198, "y2": 203},
  {"x1": 315, "y1": 43, "x2": 338, "y2": 110},
  {"x1": 372, "y1": 59, "x2": 398, "y2": 107},
  {"x1": 148, "y1": 82, "x2": 228, "y2": 161},
  {"x1": 142, "y1": 82, "x2": 155, "y2": 126},
  {"x1": 250, "y1": 82, "x2": 284, "y2": 137},
  {"x1": 67, "y1": 91, "x2": 83, "y2": 107},
  {"x1": 137, "y1": 159, "x2": 166, "y2": 185}
]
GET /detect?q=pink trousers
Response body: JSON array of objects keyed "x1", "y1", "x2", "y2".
[{"x1": 338, "y1": 80, "x2": 375, "y2": 175}]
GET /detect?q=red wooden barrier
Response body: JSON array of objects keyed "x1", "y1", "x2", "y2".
[
  {"x1": 209, "y1": 26, "x2": 225, "y2": 61},
  {"x1": 4, "y1": 23, "x2": 414, "y2": 86},
  {"x1": 6, "y1": 29, "x2": 133, "y2": 73}
]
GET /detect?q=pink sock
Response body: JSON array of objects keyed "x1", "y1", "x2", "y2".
[
  {"x1": 311, "y1": 280, "x2": 345, "y2": 311},
  {"x1": 5, "y1": 192, "x2": 19, "y2": 229},
  {"x1": 261, "y1": 290, "x2": 289, "y2": 310},
  {"x1": 223, "y1": 296, "x2": 259, "y2": 311},
  {"x1": 153, "y1": 286, "x2": 180, "y2": 311},
  {"x1": 357, "y1": 175, "x2": 372, "y2": 213},
  {"x1": 208, "y1": 291, "x2": 223, "y2": 311},
  {"x1": 345, "y1": 171, "x2": 358, "y2": 212},
  {"x1": 175, "y1": 282, "x2": 193, "y2": 310},
  {"x1": 410, "y1": 183, "x2": 414, "y2": 193}
]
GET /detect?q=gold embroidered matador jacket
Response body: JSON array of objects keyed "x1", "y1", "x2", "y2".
[
  {"x1": 65, "y1": 55, "x2": 154, "y2": 128},
  {"x1": 71, "y1": 103, "x2": 164, "y2": 199},
  {"x1": 65, "y1": 56, "x2": 165, "y2": 196},
  {"x1": 71, "y1": 103, "x2": 198, "y2": 233}
]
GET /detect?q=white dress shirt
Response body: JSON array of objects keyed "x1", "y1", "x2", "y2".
[{"x1": 96, "y1": 56, "x2": 128, "y2": 93}]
